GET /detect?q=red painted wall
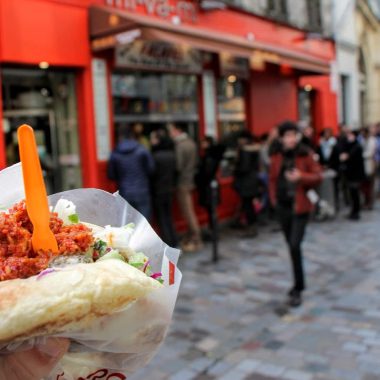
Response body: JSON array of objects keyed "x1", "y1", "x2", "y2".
[
  {"x1": 300, "y1": 76, "x2": 338, "y2": 134},
  {"x1": 250, "y1": 69, "x2": 298, "y2": 136},
  {"x1": 0, "y1": 0, "x2": 90, "y2": 67},
  {"x1": 0, "y1": 0, "x2": 99, "y2": 184}
]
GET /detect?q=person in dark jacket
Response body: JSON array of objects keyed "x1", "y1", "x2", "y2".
[
  {"x1": 150, "y1": 129, "x2": 178, "y2": 248},
  {"x1": 234, "y1": 131, "x2": 261, "y2": 237},
  {"x1": 196, "y1": 136, "x2": 225, "y2": 236},
  {"x1": 107, "y1": 130, "x2": 154, "y2": 219},
  {"x1": 269, "y1": 121, "x2": 322, "y2": 307},
  {"x1": 340, "y1": 130, "x2": 365, "y2": 220}
]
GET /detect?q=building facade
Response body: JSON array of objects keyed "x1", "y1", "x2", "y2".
[
  {"x1": 0, "y1": 0, "x2": 338, "y2": 223},
  {"x1": 356, "y1": 0, "x2": 380, "y2": 126},
  {"x1": 334, "y1": 0, "x2": 361, "y2": 129}
]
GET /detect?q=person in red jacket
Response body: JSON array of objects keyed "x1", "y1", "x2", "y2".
[{"x1": 269, "y1": 121, "x2": 322, "y2": 307}]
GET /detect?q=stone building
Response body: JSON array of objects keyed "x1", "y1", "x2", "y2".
[{"x1": 356, "y1": 0, "x2": 380, "y2": 125}]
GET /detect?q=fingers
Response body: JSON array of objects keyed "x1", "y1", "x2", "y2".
[{"x1": 1, "y1": 338, "x2": 70, "y2": 380}]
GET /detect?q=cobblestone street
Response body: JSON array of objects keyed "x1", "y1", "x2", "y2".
[{"x1": 132, "y1": 208, "x2": 380, "y2": 380}]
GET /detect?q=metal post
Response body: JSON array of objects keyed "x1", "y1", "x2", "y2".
[{"x1": 210, "y1": 179, "x2": 219, "y2": 263}]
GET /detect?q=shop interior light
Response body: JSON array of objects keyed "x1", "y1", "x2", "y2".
[
  {"x1": 227, "y1": 75, "x2": 237, "y2": 83},
  {"x1": 304, "y1": 84, "x2": 313, "y2": 92},
  {"x1": 39, "y1": 62, "x2": 49, "y2": 70}
]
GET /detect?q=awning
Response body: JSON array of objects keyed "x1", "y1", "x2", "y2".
[{"x1": 89, "y1": 5, "x2": 331, "y2": 75}]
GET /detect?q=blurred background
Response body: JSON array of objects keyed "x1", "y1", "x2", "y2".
[{"x1": 1, "y1": 0, "x2": 380, "y2": 379}]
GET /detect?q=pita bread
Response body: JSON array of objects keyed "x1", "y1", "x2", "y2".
[{"x1": 0, "y1": 259, "x2": 162, "y2": 344}]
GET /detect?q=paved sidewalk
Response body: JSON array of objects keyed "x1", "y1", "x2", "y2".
[{"x1": 131, "y1": 209, "x2": 380, "y2": 380}]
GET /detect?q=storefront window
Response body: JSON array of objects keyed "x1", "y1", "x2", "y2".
[
  {"x1": 1, "y1": 68, "x2": 82, "y2": 194},
  {"x1": 217, "y1": 76, "x2": 247, "y2": 177},
  {"x1": 112, "y1": 72, "x2": 199, "y2": 143}
]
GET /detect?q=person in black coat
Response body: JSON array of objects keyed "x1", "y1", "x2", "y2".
[
  {"x1": 340, "y1": 130, "x2": 365, "y2": 220},
  {"x1": 108, "y1": 130, "x2": 154, "y2": 219},
  {"x1": 150, "y1": 129, "x2": 178, "y2": 247},
  {"x1": 196, "y1": 136, "x2": 225, "y2": 234},
  {"x1": 233, "y1": 131, "x2": 261, "y2": 237}
]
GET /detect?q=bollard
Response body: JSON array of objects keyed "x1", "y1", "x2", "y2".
[{"x1": 210, "y1": 179, "x2": 219, "y2": 263}]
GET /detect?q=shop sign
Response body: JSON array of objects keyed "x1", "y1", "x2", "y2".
[
  {"x1": 105, "y1": 0, "x2": 198, "y2": 23},
  {"x1": 115, "y1": 41, "x2": 202, "y2": 72},
  {"x1": 220, "y1": 53, "x2": 249, "y2": 79},
  {"x1": 92, "y1": 59, "x2": 111, "y2": 161}
]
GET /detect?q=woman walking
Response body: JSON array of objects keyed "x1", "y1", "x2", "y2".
[{"x1": 269, "y1": 121, "x2": 322, "y2": 307}]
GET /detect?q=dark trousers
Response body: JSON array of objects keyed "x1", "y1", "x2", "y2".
[
  {"x1": 333, "y1": 176, "x2": 340, "y2": 212},
  {"x1": 153, "y1": 193, "x2": 178, "y2": 248},
  {"x1": 241, "y1": 196, "x2": 256, "y2": 226},
  {"x1": 125, "y1": 194, "x2": 151, "y2": 220},
  {"x1": 349, "y1": 183, "x2": 361, "y2": 217},
  {"x1": 277, "y1": 206, "x2": 308, "y2": 292},
  {"x1": 361, "y1": 176, "x2": 375, "y2": 209}
]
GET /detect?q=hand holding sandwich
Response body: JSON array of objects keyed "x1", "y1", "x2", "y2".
[{"x1": 0, "y1": 338, "x2": 69, "y2": 380}]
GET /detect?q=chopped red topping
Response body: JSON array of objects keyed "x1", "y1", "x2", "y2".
[{"x1": 0, "y1": 201, "x2": 94, "y2": 281}]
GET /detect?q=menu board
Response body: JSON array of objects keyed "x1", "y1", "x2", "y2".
[
  {"x1": 115, "y1": 41, "x2": 202, "y2": 73},
  {"x1": 92, "y1": 58, "x2": 111, "y2": 161}
]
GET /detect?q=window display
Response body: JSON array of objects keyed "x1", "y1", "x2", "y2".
[{"x1": 112, "y1": 72, "x2": 199, "y2": 143}]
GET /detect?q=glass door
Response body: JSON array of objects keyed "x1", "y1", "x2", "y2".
[{"x1": 1, "y1": 68, "x2": 82, "y2": 193}]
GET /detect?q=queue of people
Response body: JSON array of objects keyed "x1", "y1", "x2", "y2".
[
  {"x1": 107, "y1": 120, "x2": 380, "y2": 308},
  {"x1": 108, "y1": 123, "x2": 224, "y2": 253}
]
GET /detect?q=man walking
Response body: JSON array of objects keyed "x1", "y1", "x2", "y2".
[
  {"x1": 168, "y1": 123, "x2": 202, "y2": 252},
  {"x1": 269, "y1": 121, "x2": 322, "y2": 307}
]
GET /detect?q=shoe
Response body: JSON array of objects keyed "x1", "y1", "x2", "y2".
[
  {"x1": 288, "y1": 291, "x2": 302, "y2": 308},
  {"x1": 181, "y1": 241, "x2": 204, "y2": 253},
  {"x1": 347, "y1": 214, "x2": 360, "y2": 221}
]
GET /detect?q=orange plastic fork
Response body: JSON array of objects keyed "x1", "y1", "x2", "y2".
[{"x1": 17, "y1": 124, "x2": 58, "y2": 253}]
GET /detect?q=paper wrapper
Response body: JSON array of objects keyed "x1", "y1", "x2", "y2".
[{"x1": 0, "y1": 164, "x2": 182, "y2": 380}]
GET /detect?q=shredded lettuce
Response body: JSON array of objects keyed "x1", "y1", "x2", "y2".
[{"x1": 98, "y1": 250, "x2": 125, "y2": 262}]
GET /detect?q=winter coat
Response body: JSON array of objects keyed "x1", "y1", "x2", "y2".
[
  {"x1": 152, "y1": 146, "x2": 177, "y2": 197},
  {"x1": 196, "y1": 144, "x2": 225, "y2": 208},
  {"x1": 342, "y1": 141, "x2": 365, "y2": 183},
  {"x1": 269, "y1": 144, "x2": 322, "y2": 214},
  {"x1": 174, "y1": 134, "x2": 198, "y2": 189},
  {"x1": 234, "y1": 144, "x2": 261, "y2": 198},
  {"x1": 107, "y1": 139, "x2": 154, "y2": 199}
]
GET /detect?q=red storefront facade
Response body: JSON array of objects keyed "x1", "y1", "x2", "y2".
[{"x1": 0, "y1": 0, "x2": 338, "y2": 223}]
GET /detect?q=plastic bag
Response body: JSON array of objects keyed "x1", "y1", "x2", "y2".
[{"x1": 0, "y1": 164, "x2": 182, "y2": 380}]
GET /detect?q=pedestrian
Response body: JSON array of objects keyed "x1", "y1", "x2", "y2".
[
  {"x1": 150, "y1": 129, "x2": 178, "y2": 248},
  {"x1": 269, "y1": 121, "x2": 322, "y2": 307},
  {"x1": 340, "y1": 130, "x2": 365, "y2": 220},
  {"x1": 132, "y1": 123, "x2": 150, "y2": 150},
  {"x1": 107, "y1": 128, "x2": 154, "y2": 219},
  {"x1": 317, "y1": 128, "x2": 340, "y2": 211},
  {"x1": 168, "y1": 123, "x2": 202, "y2": 252},
  {"x1": 196, "y1": 136, "x2": 225, "y2": 238},
  {"x1": 360, "y1": 126, "x2": 377, "y2": 209},
  {"x1": 233, "y1": 130, "x2": 261, "y2": 237},
  {"x1": 301, "y1": 124, "x2": 317, "y2": 151}
]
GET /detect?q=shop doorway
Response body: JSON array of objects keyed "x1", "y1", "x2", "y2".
[{"x1": 1, "y1": 68, "x2": 82, "y2": 193}]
